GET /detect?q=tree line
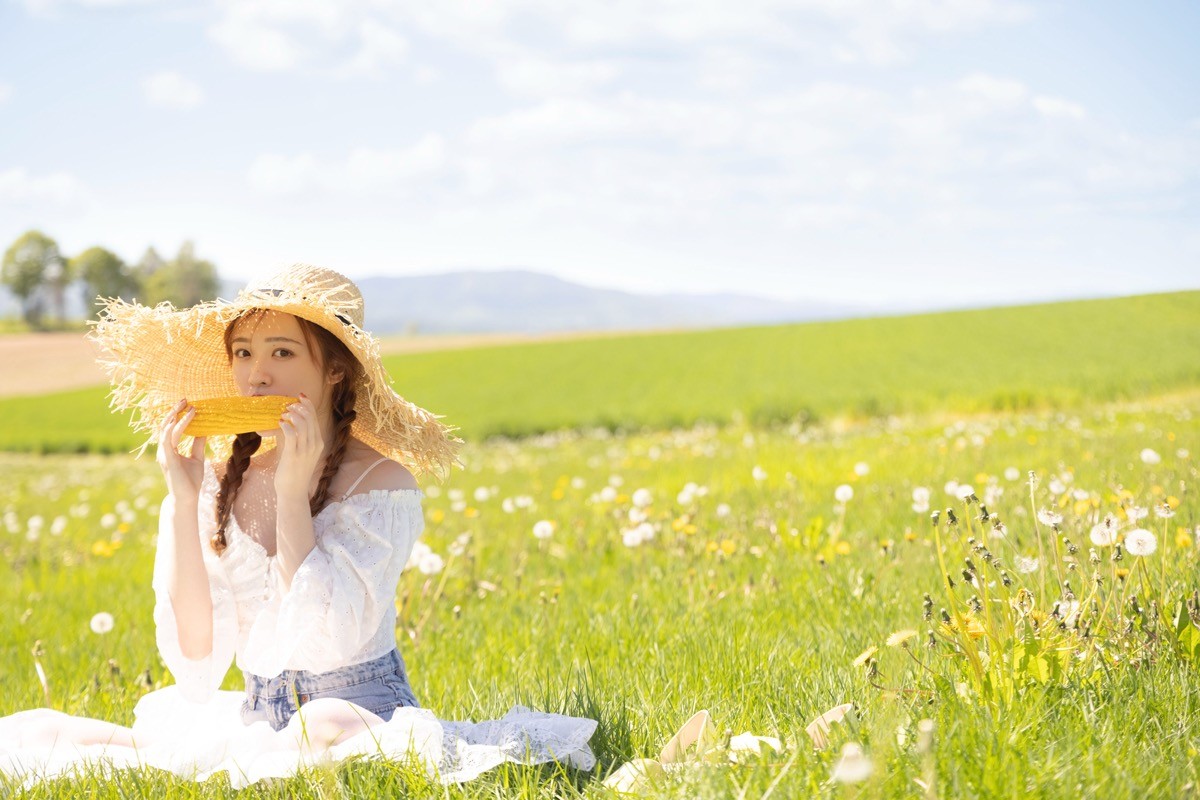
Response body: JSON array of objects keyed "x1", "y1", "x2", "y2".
[{"x1": 1, "y1": 229, "x2": 221, "y2": 329}]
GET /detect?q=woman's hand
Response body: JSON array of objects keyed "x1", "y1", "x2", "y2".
[
  {"x1": 156, "y1": 398, "x2": 207, "y2": 503},
  {"x1": 274, "y1": 393, "x2": 325, "y2": 502}
]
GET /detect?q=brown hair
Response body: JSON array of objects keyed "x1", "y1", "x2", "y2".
[{"x1": 211, "y1": 311, "x2": 363, "y2": 554}]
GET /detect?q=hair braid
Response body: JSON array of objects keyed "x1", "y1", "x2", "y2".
[
  {"x1": 310, "y1": 382, "x2": 357, "y2": 516},
  {"x1": 212, "y1": 432, "x2": 261, "y2": 554}
]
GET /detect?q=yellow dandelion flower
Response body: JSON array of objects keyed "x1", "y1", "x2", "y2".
[
  {"x1": 1027, "y1": 435, "x2": 1037, "y2": 445},
  {"x1": 835, "y1": 541, "x2": 852, "y2": 556},
  {"x1": 706, "y1": 541, "x2": 719, "y2": 554},
  {"x1": 464, "y1": 507, "x2": 479, "y2": 518},
  {"x1": 886, "y1": 629, "x2": 918, "y2": 648},
  {"x1": 91, "y1": 541, "x2": 115, "y2": 558},
  {"x1": 852, "y1": 646, "x2": 878, "y2": 667},
  {"x1": 117, "y1": 522, "x2": 131, "y2": 534},
  {"x1": 616, "y1": 494, "x2": 629, "y2": 504},
  {"x1": 880, "y1": 538, "x2": 895, "y2": 552},
  {"x1": 974, "y1": 472, "x2": 989, "y2": 484},
  {"x1": 720, "y1": 539, "x2": 736, "y2": 556},
  {"x1": 672, "y1": 517, "x2": 687, "y2": 532},
  {"x1": 940, "y1": 615, "x2": 985, "y2": 640},
  {"x1": 1073, "y1": 499, "x2": 1092, "y2": 516},
  {"x1": 904, "y1": 529, "x2": 918, "y2": 542},
  {"x1": 1151, "y1": 485, "x2": 1164, "y2": 496},
  {"x1": 1175, "y1": 529, "x2": 1193, "y2": 549},
  {"x1": 429, "y1": 509, "x2": 445, "y2": 524},
  {"x1": 1167, "y1": 496, "x2": 1181, "y2": 509},
  {"x1": 1115, "y1": 567, "x2": 1130, "y2": 580},
  {"x1": 683, "y1": 524, "x2": 697, "y2": 535}
]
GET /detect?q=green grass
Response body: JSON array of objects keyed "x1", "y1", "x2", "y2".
[
  {"x1": 1, "y1": 291, "x2": 1198, "y2": 453},
  {"x1": 2, "y1": 390, "x2": 1198, "y2": 797}
]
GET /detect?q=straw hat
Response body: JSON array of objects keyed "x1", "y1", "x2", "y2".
[{"x1": 87, "y1": 264, "x2": 463, "y2": 480}]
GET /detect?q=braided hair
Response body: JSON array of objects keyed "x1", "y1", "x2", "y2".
[{"x1": 211, "y1": 310, "x2": 363, "y2": 554}]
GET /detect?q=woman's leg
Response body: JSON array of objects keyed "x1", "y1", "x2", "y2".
[
  {"x1": 0, "y1": 708, "x2": 145, "y2": 749},
  {"x1": 283, "y1": 699, "x2": 383, "y2": 754}
]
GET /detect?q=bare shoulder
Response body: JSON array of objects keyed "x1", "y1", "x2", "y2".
[
  {"x1": 340, "y1": 441, "x2": 419, "y2": 495},
  {"x1": 355, "y1": 458, "x2": 419, "y2": 493}
]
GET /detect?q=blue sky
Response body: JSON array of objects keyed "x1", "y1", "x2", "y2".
[{"x1": 1, "y1": 0, "x2": 1196, "y2": 308}]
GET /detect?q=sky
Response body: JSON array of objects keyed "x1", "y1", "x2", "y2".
[{"x1": 0, "y1": 0, "x2": 1197, "y2": 309}]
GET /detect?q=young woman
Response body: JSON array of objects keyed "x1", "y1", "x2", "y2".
[{"x1": 0, "y1": 265, "x2": 595, "y2": 788}]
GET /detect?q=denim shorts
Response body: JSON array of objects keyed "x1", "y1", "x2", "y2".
[{"x1": 241, "y1": 648, "x2": 420, "y2": 731}]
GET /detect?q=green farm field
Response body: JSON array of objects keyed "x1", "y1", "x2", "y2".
[
  {"x1": 1, "y1": 293, "x2": 1199, "y2": 797},
  {"x1": 1, "y1": 290, "x2": 1198, "y2": 454}
]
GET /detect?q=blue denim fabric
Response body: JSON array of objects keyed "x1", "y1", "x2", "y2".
[{"x1": 241, "y1": 649, "x2": 419, "y2": 731}]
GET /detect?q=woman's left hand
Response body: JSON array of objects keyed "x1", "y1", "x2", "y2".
[{"x1": 274, "y1": 393, "x2": 325, "y2": 501}]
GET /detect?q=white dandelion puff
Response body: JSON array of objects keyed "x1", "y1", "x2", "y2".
[
  {"x1": 834, "y1": 485, "x2": 854, "y2": 503},
  {"x1": 532, "y1": 520, "x2": 555, "y2": 539},
  {"x1": 830, "y1": 742, "x2": 873, "y2": 784},
  {"x1": 1037, "y1": 509, "x2": 1063, "y2": 526},
  {"x1": 716, "y1": 503, "x2": 731, "y2": 518},
  {"x1": 90, "y1": 612, "x2": 115, "y2": 635},
  {"x1": 1124, "y1": 529, "x2": 1157, "y2": 557},
  {"x1": 632, "y1": 488, "x2": 653, "y2": 508},
  {"x1": 1140, "y1": 448, "x2": 1161, "y2": 465},
  {"x1": 1004, "y1": 467, "x2": 1020, "y2": 481},
  {"x1": 1089, "y1": 515, "x2": 1119, "y2": 547},
  {"x1": 1016, "y1": 556, "x2": 1040, "y2": 574},
  {"x1": 752, "y1": 465, "x2": 768, "y2": 482},
  {"x1": 854, "y1": 462, "x2": 870, "y2": 476}
]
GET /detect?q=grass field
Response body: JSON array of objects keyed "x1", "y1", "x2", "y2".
[
  {"x1": 0, "y1": 291, "x2": 1197, "y2": 454},
  {"x1": 1, "y1": 294, "x2": 1198, "y2": 797}
]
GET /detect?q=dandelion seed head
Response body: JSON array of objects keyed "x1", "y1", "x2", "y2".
[
  {"x1": 1124, "y1": 528, "x2": 1157, "y2": 557},
  {"x1": 835, "y1": 484, "x2": 854, "y2": 503},
  {"x1": 532, "y1": 520, "x2": 555, "y2": 539},
  {"x1": 90, "y1": 612, "x2": 114, "y2": 635},
  {"x1": 1140, "y1": 448, "x2": 1162, "y2": 465}
]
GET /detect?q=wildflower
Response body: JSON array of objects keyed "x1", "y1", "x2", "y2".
[
  {"x1": 571, "y1": 476, "x2": 586, "y2": 489},
  {"x1": 532, "y1": 520, "x2": 555, "y2": 540},
  {"x1": 852, "y1": 646, "x2": 877, "y2": 667},
  {"x1": 715, "y1": 503, "x2": 731, "y2": 518},
  {"x1": 599, "y1": 486, "x2": 618, "y2": 503},
  {"x1": 1004, "y1": 467, "x2": 1020, "y2": 481},
  {"x1": 834, "y1": 485, "x2": 854, "y2": 503},
  {"x1": 854, "y1": 462, "x2": 870, "y2": 476},
  {"x1": 609, "y1": 475, "x2": 624, "y2": 487},
  {"x1": 955, "y1": 484, "x2": 975, "y2": 501},
  {"x1": 752, "y1": 466, "x2": 768, "y2": 482},
  {"x1": 1124, "y1": 529, "x2": 1157, "y2": 557},
  {"x1": 1126, "y1": 505, "x2": 1148, "y2": 522},
  {"x1": 1016, "y1": 556, "x2": 1040, "y2": 574},
  {"x1": 1037, "y1": 509, "x2": 1063, "y2": 527},
  {"x1": 830, "y1": 743, "x2": 873, "y2": 784},
  {"x1": 944, "y1": 480, "x2": 960, "y2": 497},
  {"x1": 911, "y1": 487, "x2": 931, "y2": 514},
  {"x1": 1140, "y1": 448, "x2": 1161, "y2": 465},
  {"x1": 991, "y1": 520, "x2": 1008, "y2": 539},
  {"x1": 1090, "y1": 515, "x2": 1119, "y2": 547},
  {"x1": 501, "y1": 497, "x2": 516, "y2": 513},
  {"x1": 50, "y1": 516, "x2": 67, "y2": 536},
  {"x1": 1049, "y1": 478, "x2": 1066, "y2": 496},
  {"x1": 632, "y1": 488, "x2": 653, "y2": 508},
  {"x1": 90, "y1": 612, "x2": 115, "y2": 635},
  {"x1": 473, "y1": 487, "x2": 490, "y2": 502},
  {"x1": 886, "y1": 629, "x2": 918, "y2": 648},
  {"x1": 448, "y1": 488, "x2": 464, "y2": 502},
  {"x1": 1154, "y1": 503, "x2": 1175, "y2": 519},
  {"x1": 417, "y1": 551, "x2": 445, "y2": 575}
]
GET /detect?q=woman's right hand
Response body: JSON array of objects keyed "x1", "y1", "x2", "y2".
[{"x1": 156, "y1": 398, "x2": 207, "y2": 502}]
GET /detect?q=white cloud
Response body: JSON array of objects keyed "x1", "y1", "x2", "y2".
[
  {"x1": 248, "y1": 134, "x2": 447, "y2": 195},
  {"x1": 0, "y1": 83, "x2": 11, "y2": 104},
  {"x1": 205, "y1": 0, "x2": 1033, "y2": 77},
  {"x1": 495, "y1": 57, "x2": 620, "y2": 97},
  {"x1": 142, "y1": 71, "x2": 205, "y2": 109},
  {"x1": 1033, "y1": 95, "x2": 1086, "y2": 120},
  {"x1": 0, "y1": 168, "x2": 87, "y2": 204},
  {"x1": 338, "y1": 19, "x2": 409, "y2": 76}
]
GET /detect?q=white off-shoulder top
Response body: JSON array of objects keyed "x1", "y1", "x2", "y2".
[{"x1": 151, "y1": 460, "x2": 425, "y2": 704}]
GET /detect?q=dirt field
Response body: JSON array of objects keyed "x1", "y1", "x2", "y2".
[{"x1": 0, "y1": 327, "x2": 679, "y2": 399}]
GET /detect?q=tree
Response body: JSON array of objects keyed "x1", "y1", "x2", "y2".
[
  {"x1": 1, "y1": 230, "x2": 61, "y2": 329},
  {"x1": 141, "y1": 241, "x2": 220, "y2": 307},
  {"x1": 72, "y1": 246, "x2": 139, "y2": 317}
]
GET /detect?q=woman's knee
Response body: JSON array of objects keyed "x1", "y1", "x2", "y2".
[{"x1": 287, "y1": 699, "x2": 381, "y2": 751}]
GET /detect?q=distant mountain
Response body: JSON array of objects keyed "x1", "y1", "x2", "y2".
[
  {"x1": 3, "y1": 269, "x2": 866, "y2": 335},
  {"x1": 353, "y1": 270, "x2": 865, "y2": 334}
]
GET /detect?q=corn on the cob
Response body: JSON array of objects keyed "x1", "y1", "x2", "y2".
[{"x1": 179, "y1": 395, "x2": 299, "y2": 437}]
